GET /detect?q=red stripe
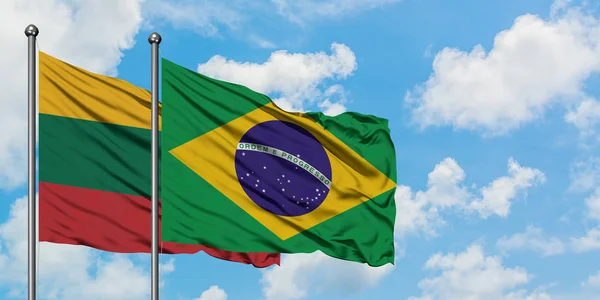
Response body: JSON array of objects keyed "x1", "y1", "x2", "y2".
[{"x1": 39, "y1": 182, "x2": 280, "y2": 268}]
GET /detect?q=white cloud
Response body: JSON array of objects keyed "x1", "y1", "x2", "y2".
[
  {"x1": 469, "y1": 158, "x2": 546, "y2": 218},
  {"x1": 318, "y1": 99, "x2": 347, "y2": 116},
  {"x1": 248, "y1": 35, "x2": 277, "y2": 49},
  {"x1": 571, "y1": 228, "x2": 600, "y2": 253},
  {"x1": 260, "y1": 251, "x2": 394, "y2": 300},
  {"x1": 0, "y1": 196, "x2": 173, "y2": 299},
  {"x1": 0, "y1": 0, "x2": 145, "y2": 189},
  {"x1": 565, "y1": 98, "x2": 600, "y2": 137},
  {"x1": 197, "y1": 43, "x2": 357, "y2": 113},
  {"x1": 585, "y1": 188, "x2": 600, "y2": 221},
  {"x1": 503, "y1": 291, "x2": 553, "y2": 300},
  {"x1": 496, "y1": 226, "x2": 566, "y2": 256},
  {"x1": 423, "y1": 44, "x2": 434, "y2": 58},
  {"x1": 272, "y1": 0, "x2": 400, "y2": 25},
  {"x1": 406, "y1": 2, "x2": 600, "y2": 136},
  {"x1": 582, "y1": 270, "x2": 600, "y2": 289},
  {"x1": 394, "y1": 158, "x2": 469, "y2": 237},
  {"x1": 569, "y1": 156, "x2": 600, "y2": 192},
  {"x1": 143, "y1": 0, "x2": 243, "y2": 36},
  {"x1": 194, "y1": 285, "x2": 228, "y2": 300},
  {"x1": 571, "y1": 188, "x2": 600, "y2": 253},
  {"x1": 317, "y1": 85, "x2": 348, "y2": 116},
  {"x1": 410, "y1": 244, "x2": 550, "y2": 300},
  {"x1": 394, "y1": 185, "x2": 445, "y2": 238},
  {"x1": 160, "y1": 257, "x2": 176, "y2": 273},
  {"x1": 395, "y1": 157, "x2": 545, "y2": 237}
]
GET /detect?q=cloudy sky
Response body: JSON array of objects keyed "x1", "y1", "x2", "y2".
[{"x1": 1, "y1": 0, "x2": 600, "y2": 299}]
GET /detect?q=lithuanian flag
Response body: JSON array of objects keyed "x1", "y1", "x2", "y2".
[
  {"x1": 161, "y1": 59, "x2": 397, "y2": 266},
  {"x1": 38, "y1": 51, "x2": 279, "y2": 268}
]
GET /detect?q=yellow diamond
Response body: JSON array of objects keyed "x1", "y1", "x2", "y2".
[{"x1": 169, "y1": 102, "x2": 396, "y2": 240}]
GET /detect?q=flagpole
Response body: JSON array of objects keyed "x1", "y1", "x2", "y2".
[
  {"x1": 148, "y1": 32, "x2": 162, "y2": 300},
  {"x1": 25, "y1": 24, "x2": 39, "y2": 300}
]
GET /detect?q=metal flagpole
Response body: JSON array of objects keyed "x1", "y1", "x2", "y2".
[
  {"x1": 148, "y1": 32, "x2": 162, "y2": 300},
  {"x1": 25, "y1": 24, "x2": 39, "y2": 300}
]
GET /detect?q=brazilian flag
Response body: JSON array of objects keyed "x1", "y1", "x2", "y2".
[{"x1": 161, "y1": 58, "x2": 397, "y2": 266}]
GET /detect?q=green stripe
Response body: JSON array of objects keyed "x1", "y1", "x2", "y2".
[
  {"x1": 39, "y1": 113, "x2": 151, "y2": 196},
  {"x1": 161, "y1": 58, "x2": 271, "y2": 151}
]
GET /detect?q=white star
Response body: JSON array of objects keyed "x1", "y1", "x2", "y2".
[
  {"x1": 282, "y1": 174, "x2": 285, "y2": 178},
  {"x1": 257, "y1": 179, "x2": 260, "y2": 182},
  {"x1": 293, "y1": 196, "x2": 296, "y2": 198},
  {"x1": 297, "y1": 154, "x2": 301, "y2": 157},
  {"x1": 255, "y1": 184, "x2": 258, "y2": 187},
  {"x1": 282, "y1": 188, "x2": 285, "y2": 192},
  {"x1": 242, "y1": 152, "x2": 246, "y2": 156},
  {"x1": 318, "y1": 194, "x2": 321, "y2": 196},
  {"x1": 316, "y1": 188, "x2": 319, "y2": 192},
  {"x1": 296, "y1": 201, "x2": 299, "y2": 204},
  {"x1": 263, "y1": 166, "x2": 267, "y2": 169},
  {"x1": 240, "y1": 177, "x2": 244, "y2": 180},
  {"x1": 246, "y1": 173, "x2": 250, "y2": 177},
  {"x1": 287, "y1": 180, "x2": 291, "y2": 183},
  {"x1": 262, "y1": 189, "x2": 266, "y2": 193},
  {"x1": 301, "y1": 198, "x2": 304, "y2": 200}
]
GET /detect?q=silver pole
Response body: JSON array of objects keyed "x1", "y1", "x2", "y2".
[
  {"x1": 25, "y1": 24, "x2": 39, "y2": 300},
  {"x1": 148, "y1": 32, "x2": 162, "y2": 300}
]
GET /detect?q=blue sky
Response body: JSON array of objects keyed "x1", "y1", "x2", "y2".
[{"x1": 1, "y1": 0, "x2": 600, "y2": 299}]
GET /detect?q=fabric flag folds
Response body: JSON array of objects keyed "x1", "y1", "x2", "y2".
[
  {"x1": 161, "y1": 58, "x2": 397, "y2": 267},
  {"x1": 38, "y1": 51, "x2": 279, "y2": 268}
]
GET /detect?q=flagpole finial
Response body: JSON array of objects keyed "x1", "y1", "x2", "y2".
[
  {"x1": 148, "y1": 32, "x2": 162, "y2": 45},
  {"x1": 24, "y1": 24, "x2": 39, "y2": 37}
]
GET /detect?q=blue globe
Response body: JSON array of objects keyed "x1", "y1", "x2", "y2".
[{"x1": 234, "y1": 120, "x2": 332, "y2": 217}]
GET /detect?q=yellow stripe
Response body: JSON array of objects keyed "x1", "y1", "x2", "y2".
[
  {"x1": 169, "y1": 102, "x2": 396, "y2": 240},
  {"x1": 39, "y1": 51, "x2": 161, "y2": 130}
]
